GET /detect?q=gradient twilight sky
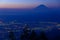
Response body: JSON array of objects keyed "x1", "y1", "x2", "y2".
[{"x1": 0, "y1": 0, "x2": 60, "y2": 8}]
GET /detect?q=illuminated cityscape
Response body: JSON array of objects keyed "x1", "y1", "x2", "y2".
[{"x1": 0, "y1": 20, "x2": 60, "y2": 40}]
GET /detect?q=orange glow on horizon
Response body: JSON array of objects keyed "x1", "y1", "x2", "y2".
[
  {"x1": 0, "y1": 4, "x2": 37, "y2": 8},
  {"x1": 0, "y1": 3, "x2": 59, "y2": 9}
]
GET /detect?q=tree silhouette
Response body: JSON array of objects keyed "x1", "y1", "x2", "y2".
[
  {"x1": 55, "y1": 30, "x2": 60, "y2": 40},
  {"x1": 38, "y1": 31, "x2": 48, "y2": 40},
  {"x1": 29, "y1": 30, "x2": 37, "y2": 40},
  {"x1": 8, "y1": 30, "x2": 16, "y2": 40},
  {"x1": 55, "y1": 35, "x2": 60, "y2": 40},
  {"x1": 20, "y1": 24, "x2": 30, "y2": 40}
]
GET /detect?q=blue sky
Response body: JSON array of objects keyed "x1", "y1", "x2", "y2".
[{"x1": 0, "y1": 0, "x2": 60, "y2": 8}]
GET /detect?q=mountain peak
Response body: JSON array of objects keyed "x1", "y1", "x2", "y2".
[
  {"x1": 34, "y1": 4, "x2": 49, "y2": 12},
  {"x1": 37, "y1": 4, "x2": 47, "y2": 7},
  {"x1": 35, "y1": 4, "x2": 48, "y2": 10}
]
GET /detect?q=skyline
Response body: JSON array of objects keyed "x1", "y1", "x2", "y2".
[{"x1": 0, "y1": 0, "x2": 60, "y2": 8}]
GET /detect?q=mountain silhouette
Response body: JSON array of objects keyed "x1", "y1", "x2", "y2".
[
  {"x1": 35, "y1": 5, "x2": 48, "y2": 10},
  {"x1": 34, "y1": 4, "x2": 49, "y2": 12}
]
